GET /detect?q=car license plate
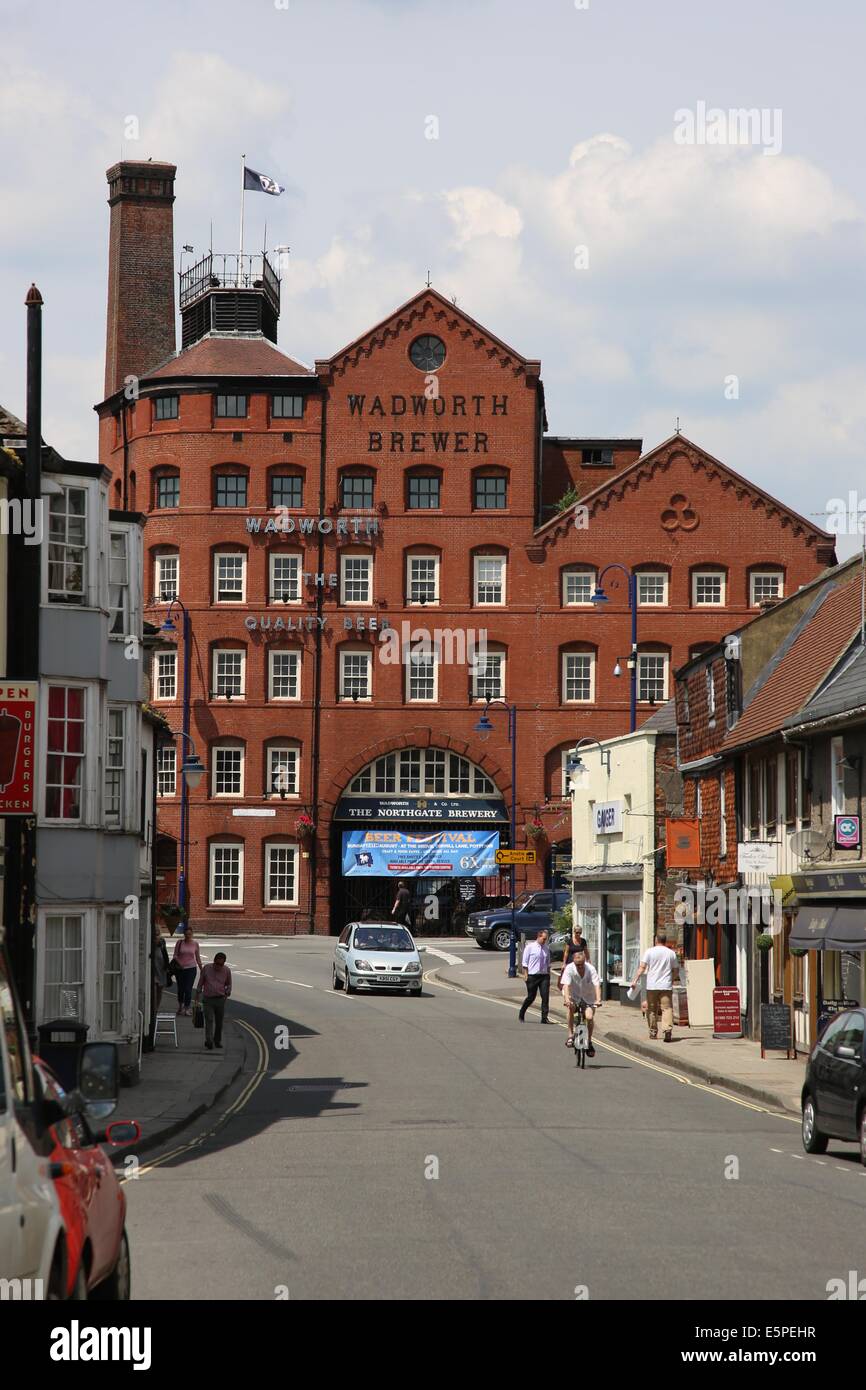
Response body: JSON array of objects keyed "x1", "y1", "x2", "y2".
[{"x1": 381, "y1": 974, "x2": 402, "y2": 983}]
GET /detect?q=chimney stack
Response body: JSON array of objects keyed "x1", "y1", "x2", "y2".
[{"x1": 103, "y1": 161, "x2": 177, "y2": 398}]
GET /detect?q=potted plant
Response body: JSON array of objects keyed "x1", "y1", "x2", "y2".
[
  {"x1": 525, "y1": 816, "x2": 546, "y2": 842},
  {"x1": 755, "y1": 932, "x2": 774, "y2": 952},
  {"x1": 295, "y1": 812, "x2": 315, "y2": 839},
  {"x1": 790, "y1": 946, "x2": 807, "y2": 958},
  {"x1": 160, "y1": 902, "x2": 187, "y2": 930}
]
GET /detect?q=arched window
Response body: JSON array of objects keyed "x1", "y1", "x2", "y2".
[{"x1": 348, "y1": 749, "x2": 497, "y2": 797}]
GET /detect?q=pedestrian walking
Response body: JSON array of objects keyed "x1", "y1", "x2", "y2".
[
  {"x1": 196, "y1": 952, "x2": 232, "y2": 1050},
  {"x1": 518, "y1": 928, "x2": 552, "y2": 1024},
  {"x1": 153, "y1": 926, "x2": 171, "y2": 1016},
  {"x1": 630, "y1": 931, "x2": 680, "y2": 1041},
  {"x1": 391, "y1": 879, "x2": 411, "y2": 928},
  {"x1": 172, "y1": 925, "x2": 203, "y2": 1016}
]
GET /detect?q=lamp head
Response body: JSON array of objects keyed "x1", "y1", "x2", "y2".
[
  {"x1": 160, "y1": 616, "x2": 177, "y2": 634},
  {"x1": 613, "y1": 662, "x2": 622, "y2": 678},
  {"x1": 590, "y1": 587, "x2": 608, "y2": 606},
  {"x1": 182, "y1": 755, "x2": 205, "y2": 791},
  {"x1": 474, "y1": 712, "x2": 494, "y2": 743}
]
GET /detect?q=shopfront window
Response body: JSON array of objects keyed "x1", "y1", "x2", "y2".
[{"x1": 605, "y1": 895, "x2": 641, "y2": 984}]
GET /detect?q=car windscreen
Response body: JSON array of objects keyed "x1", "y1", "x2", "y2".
[
  {"x1": 508, "y1": 892, "x2": 534, "y2": 910},
  {"x1": 353, "y1": 928, "x2": 414, "y2": 952}
]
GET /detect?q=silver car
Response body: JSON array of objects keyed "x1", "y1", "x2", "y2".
[{"x1": 333, "y1": 922, "x2": 425, "y2": 995}]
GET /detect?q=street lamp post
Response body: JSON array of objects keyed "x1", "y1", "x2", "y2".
[
  {"x1": 161, "y1": 729, "x2": 206, "y2": 929},
  {"x1": 474, "y1": 698, "x2": 519, "y2": 979},
  {"x1": 160, "y1": 599, "x2": 193, "y2": 916},
  {"x1": 591, "y1": 564, "x2": 638, "y2": 733}
]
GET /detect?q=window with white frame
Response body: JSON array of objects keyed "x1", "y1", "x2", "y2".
[
  {"x1": 43, "y1": 914, "x2": 85, "y2": 1018},
  {"x1": 268, "y1": 649, "x2": 300, "y2": 700},
  {"x1": 831, "y1": 736, "x2": 846, "y2": 817},
  {"x1": 269, "y1": 553, "x2": 301, "y2": 604},
  {"x1": 407, "y1": 554, "x2": 439, "y2": 605},
  {"x1": 45, "y1": 686, "x2": 85, "y2": 821},
  {"x1": 472, "y1": 649, "x2": 505, "y2": 701},
  {"x1": 341, "y1": 553, "x2": 372, "y2": 605},
  {"x1": 696, "y1": 780, "x2": 703, "y2": 819},
  {"x1": 407, "y1": 644, "x2": 438, "y2": 701},
  {"x1": 213, "y1": 746, "x2": 244, "y2": 797},
  {"x1": 693, "y1": 570, "x2": 725, "y2": 606},
  {"x1": 215, "y1": 552, "x2": 246, "y2": 603},
  {"x1": 155, "y1": 553, "x2": 179, "y2": 603},
  {"x1": 706, "y1": 665, "x2": 716, "y2": 718},
  {"x1": 562, "y1": 568, "x2": 596, "y2": 606},
  {"x1": 637, "y1": 652, "x2": 668, "y2": 703},
  {"x1": 349, "y1": 749, "x2": 495, "y2": 796},
  {"x1": 157, "y1": 744, "x2": 176, "y2": 796},
  {"x1": 209, "y1": 843, "x2": 243, "y2": 905},
  {"x1": 108, "y1": 532, "x2": 129, "y2": 634},
  {"x1": 101, "y1": 911, "x2": 123, "y2": 1034},
  {"x1": 47, "y1": 487, "x2": 87, "y2": 605},
  {"x1": 562, "y1": 652, "x2": 594, "y2": 703},
  {"x1": 340, "y1": 648, "x2": 372, "y2": 700},
  {"x1": 267, "y1": 745, "x2": 299, "y2": 797},
  {"x1": 104, "y1": 708, "x2": 125, "y2": 827},
  {"x1": 750, "y1": 570, "x2": 784, "y2": 606},
  {"x1": 154, "y1": 651, "x2": 177, "y2": 701},
  {"x1": 473, "y1": 554, "x2": 505, "y2": 605},
  {"x1": 719, "y1": 774, "x2": 727, "y2": 857},
  {"x1": 265, "y1": 844, "x2": 299, "y2": 905},
  {"x1": 637, "y1": 571, "x2": 668, "y2": 606},
  {"x1": 213, "y1": 649, "x2": 245, "y2": 698}
]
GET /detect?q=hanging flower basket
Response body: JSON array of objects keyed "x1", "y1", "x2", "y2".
[
  {"x1": 525, "y1": 818, "x2": 546, "y2": 842},
  {"x1": 295, "y1": 813, "x2": 315, "y2": 838},
  {"x1": 755, "y1": 933, "x2": 774, "y2": 952},
  {"x1": 790, "y1": 946, "x2": 807, "y2": 958},
  {"x1": 160, "y1": 903, "x2": 187, "y2": 928}
]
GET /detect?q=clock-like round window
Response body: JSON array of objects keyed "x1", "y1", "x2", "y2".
[{"x1": 409, "y1": 335, "x2": 446, "y2": 371}]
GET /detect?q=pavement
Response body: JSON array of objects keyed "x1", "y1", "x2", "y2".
[{"x1": 427, "y1": 947, "x2": 807, "y2": 1117}]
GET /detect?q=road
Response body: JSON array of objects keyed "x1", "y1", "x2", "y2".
[{"x1": 125, "y1": 936, "x2": 866, "y2": 1301}]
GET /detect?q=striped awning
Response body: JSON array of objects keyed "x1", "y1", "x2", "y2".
[{"x1": 788, "y1": 905, "x2": 833, "y2": 950}]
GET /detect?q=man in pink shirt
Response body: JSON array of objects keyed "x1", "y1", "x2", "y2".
[{"x1": 197, "y1": 952, "x2": 232, "y2": 1050}]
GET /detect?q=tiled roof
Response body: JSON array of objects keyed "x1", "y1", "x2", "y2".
[
  {"x1": 784, "y1": 639, "x2": 866, "y2": 728},
  {"x1": 641, "y1": 698, "x2": 678, "y2": 733},
  {"x1": 147, "y1": 334, "x2": 313, "y2": 380},
  {"x1": 723, "y1": 571, "x2": 865, "y2": 750},
  {"x1": 0, "y1": 404, "x2": 26, "y2": 436}
]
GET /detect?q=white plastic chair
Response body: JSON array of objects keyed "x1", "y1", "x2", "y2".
[{"x1": 154, "y1": 1012, "x2": 178, "y2": 1047}]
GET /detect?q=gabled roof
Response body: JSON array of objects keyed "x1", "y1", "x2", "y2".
[
  {"x1": 784, "y1": 638, "x2": 866, "y2": 730},
  {"x1": 534, "y1": 433, "x2": 835, "y2": 549},
  {"x1": 146, "y1": 333, "x2": 313, "y2": 381},
  {"x1": 318, "y1": 287, "x2": 541, "y2": 381},
  {"x1": 722, "y1": 569, "x2": 865, "y2": 751},
  {"x1": 0, "y1": 404, "x2": 26, "y2": 437}
]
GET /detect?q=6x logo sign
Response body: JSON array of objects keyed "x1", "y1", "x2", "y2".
[{"x1": 661, "y1": 493, "x2": 699, "y2": 531}]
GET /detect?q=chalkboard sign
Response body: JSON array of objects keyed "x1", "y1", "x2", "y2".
[
  {"x1": 760, "y1": 1003, "x2": 793, "y2": 1058},
  {"x1": 458, "y1": 879, "x2": 477, "y2": 902}
]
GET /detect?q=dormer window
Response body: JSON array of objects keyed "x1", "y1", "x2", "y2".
[
  {"x1": 272, "y1": 394, "x2": 304, "y2": 420},
  {"x1": 582, "y1": 448, "x2": 613, "y2": 466},
  {"x1": 154, "y1": 394, "x2": 179, "y2": 421},
  {"x1": 215, "y1": 394, "x2": 248, "y2": 419}
]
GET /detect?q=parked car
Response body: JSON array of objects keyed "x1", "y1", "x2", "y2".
[
  {"x1": 34, "y1": 1059, "x2": 139, "y2": 1299},
  {"x1": 467, "y1": 890, "x2": 570, "y2": 952},
  {"x1": 333, "y1": 922, "x2": 425, "y2": 994},
  {"x1": 801, "y1": 1007, "x2": 866, "y2": 1164}
]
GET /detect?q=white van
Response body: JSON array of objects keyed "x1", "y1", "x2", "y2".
[{"x1": 0, "y1": 932, "x2": 67, "y2": 1299}]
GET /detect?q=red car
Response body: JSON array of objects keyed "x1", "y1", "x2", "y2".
[{"x1": 34, "y1": 1058, "x2": 139, "y2": 1299}]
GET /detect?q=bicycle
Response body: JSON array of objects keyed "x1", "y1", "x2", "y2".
[{"x1": 572, "y1": 998, "x2": 590, "y2": 1068}]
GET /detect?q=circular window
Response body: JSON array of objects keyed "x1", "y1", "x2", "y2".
[{"x1": 409, "y1": 335, "x2": 446, "y2": 372}]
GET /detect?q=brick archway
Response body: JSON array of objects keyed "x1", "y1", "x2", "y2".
[{"x1": 319, "y1": 726, "x2": 511, "y2": 819}]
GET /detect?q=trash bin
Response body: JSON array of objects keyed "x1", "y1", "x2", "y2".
[{"x1": 36, "y1": 1019, "x2": 89, "y2": 1092}]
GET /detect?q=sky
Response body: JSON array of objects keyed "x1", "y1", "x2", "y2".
[{"x1": 1, "y1": 0, "x2": 865, "y2": 555}]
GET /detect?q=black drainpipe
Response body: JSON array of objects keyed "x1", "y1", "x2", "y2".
[
  {"x1": 120, "y1": 398, "x2": 130, "y2": 511},
  {"x1": 308, "y1": 387, "x2": 328, "y2": 934}
]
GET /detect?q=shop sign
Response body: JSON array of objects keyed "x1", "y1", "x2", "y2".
[
  {"x1": 835, "y1": 815, "x2": 861, "y2": 851},
  {"x1": 335, "y1": 795, "x2": 508, "y2": 823},
  {"x1": 793, "y1": 866, "x2": 866, "y2": 897},
  {"x1": 594, "y1": 801, "x2": 623, "y2": 836},
  {"x1": 712, "y1": 986, "x2": 742, "y2": 1038},
  {"x1": 495, "y1": 849, "x2": 536, "y2": 866},
  {"x1": 244, "y1": 615, "x2": 391, "y2": 637},
  {"x1": 0, "y1": 682, "x2": 37, "y2": 814},
  {"x1": 737, "y1": 841, "x2": 777, "y2": 874},
  {"x1": 665, "y1": 819, "x2": 701, "y2": 869},
  {"x1": 245, "y1": 515, "x2": 380, "y2": 536},
  {"x1": 342, "y1": 829, "x2": 500, "y2": 877}
]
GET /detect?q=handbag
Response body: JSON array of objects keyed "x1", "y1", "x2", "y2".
[{"x1": 192, "y1": 1000, "x2": 204, "y2": 1029}]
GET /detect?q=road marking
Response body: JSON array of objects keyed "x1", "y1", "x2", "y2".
[
  {"x1": 129, "y1": 1018, "x2": 269, "y2": 1178},
  {"x1": 274, "y1": 978, "x2": 314, "y2": 988},
  {"x1": 243, "y1": 970, "x2": 273, "y2": 978},
  {"x1": 427, "y1": 966, "x2": 800, "y2": 1122},
  {"x1": 770, "y1": 1147, "x2": 785, "y2": 1153},
  {"x1": 423, "y1": 946, "x2": 466, "y2": 966}
]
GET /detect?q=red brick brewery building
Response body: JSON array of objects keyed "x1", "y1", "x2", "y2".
[{"x1": 96, "y1": 161, "x2": 835, "y2": 935}]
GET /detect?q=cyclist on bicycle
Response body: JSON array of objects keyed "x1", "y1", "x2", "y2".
[{"x1": 561, "y1": 947, "x2": 602, "y2": 1056}]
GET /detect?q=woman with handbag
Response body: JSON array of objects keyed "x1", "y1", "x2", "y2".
[{"x1": 172, "y1": 925, "x2": 203, "y2": 1016}]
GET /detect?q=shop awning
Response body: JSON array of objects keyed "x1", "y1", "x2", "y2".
[
  {"x1": 827, "y1": 906, "x2": 866, "y2": 950},
  {"x1": 788, "y1": 905, "x2": 833, "y2": 950}
]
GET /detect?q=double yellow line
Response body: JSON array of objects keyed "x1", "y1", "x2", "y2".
[{"x1": 129, "y1": 1019, "x2": 270, "y2": 1179}]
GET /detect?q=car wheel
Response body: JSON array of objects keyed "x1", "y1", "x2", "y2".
[
  {"x1": 90, "y1": 1228, "x2": 131, "y2": 1301},
  {"x1": 801, "y1": 1095, "x2": 828, "y2": 1154},
  {"x1": 70, "y1": 1261, "x2": 87, "y2": 1300},
  {"x1": 859, "y1": 1108, "x2": 866, "y2": 1168},
  {"x1": 332, "y1": 965, "x2": 343, "y2": 990},
  {"x1": 345, "y1": 974, "x2": 356, "y2": 994},
  {"x1": 492, "y1": 927, "x2": 511, "y2": 952}
]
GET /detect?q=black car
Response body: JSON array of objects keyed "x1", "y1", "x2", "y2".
[
  {"x1": 467, "y1": 890, "x2": 570, "y2": 952},
  {"x1": 801, "y1": 1006, "x2": 866, "y2": 1163}
]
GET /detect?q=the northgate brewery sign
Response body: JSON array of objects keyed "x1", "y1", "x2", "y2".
[{"x1": 335, "y1": 795, "x2": 508, "y2": 823}]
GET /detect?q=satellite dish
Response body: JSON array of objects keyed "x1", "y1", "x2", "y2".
[{"x1": 788, "y1": 829, "x2": 828, "y2": 863}]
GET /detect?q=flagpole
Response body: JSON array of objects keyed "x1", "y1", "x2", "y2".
[{"x1": 239, "y1": 154, "x2": 246, "y2": 280}]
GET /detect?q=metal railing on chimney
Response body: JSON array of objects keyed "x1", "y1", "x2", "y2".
[{"x1": 179, "y1": 252, "x2": 280, "y2": 316}]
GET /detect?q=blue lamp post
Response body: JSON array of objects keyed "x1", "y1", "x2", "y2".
[
  {"x1": 160, "y1": 599, "x2": 193, "y2": 918},
  {"x1": 591, "y1": 564, "x2": 638, "y2": 733},
  {"x1": 474, "y1": 698, "x2": 519, "y2": 978}
]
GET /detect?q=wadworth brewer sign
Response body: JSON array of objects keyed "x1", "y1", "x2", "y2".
[{"x1": 0, "y1": 682, "x2": 37, "y2": 814}]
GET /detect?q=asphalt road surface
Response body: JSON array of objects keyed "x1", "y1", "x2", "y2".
[{"x1": 125, "y1": 937, "x2": 866, "y2": 1301}]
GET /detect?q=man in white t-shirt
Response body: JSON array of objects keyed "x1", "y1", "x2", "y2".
[
  {"x1": 560, "y1": 948, "x2": 602, "y2": 1056},
  {"x1": 630, "y1": 932, "x2": 680, "y2": 1041}
]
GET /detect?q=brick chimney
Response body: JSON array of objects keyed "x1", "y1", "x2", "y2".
[{"x1": 103, "y1": 161, "x2": 177, "y2": 398}]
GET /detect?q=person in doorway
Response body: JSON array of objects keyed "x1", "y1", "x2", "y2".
[
  {"x1": 172, "y1": 925, "x2": 203, "y2": 1016},
  {"x1": 518, "y1": 928, "x2": 552, "y2": 1024},
  {"x1": 153, "y1": 926, "x2": 171, "y2": 1017},
  {"x1": 196, "y1": 952, "x2": 232, "y2": 1050},
  {"x1": 630, "y1": 931, "x2": 680, "y2": 1041},
  {"x1": 561, "y1": 947, "x2": 602, "y2": 1054},
  {"x1": 391, "y1": 880, "x2": 412, "y2": 928}
]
